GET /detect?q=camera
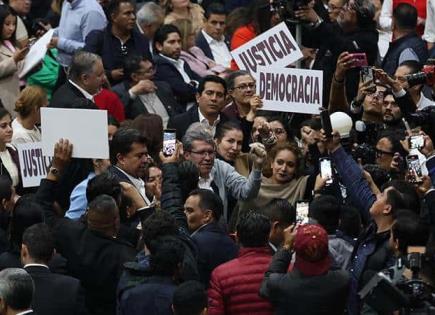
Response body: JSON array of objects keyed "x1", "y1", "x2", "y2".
[
  {"x1": 351, "y1": 143, "x2": 376, "y2": 165},
  {"x1": 271, "y1": 0, "x2": 312, "y2": 23},
  {"x1": 406, "y1": 60, "x2": 435, "y2": 87}
]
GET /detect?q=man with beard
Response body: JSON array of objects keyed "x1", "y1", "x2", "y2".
[
  {"x1": 382, "y1": 91, "x2": 405, "y2": 133},
  {"x1": 154, "y1": 24, "x2": 200, "y2": 111}
]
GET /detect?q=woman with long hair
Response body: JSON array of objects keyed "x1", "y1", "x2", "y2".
[{"x1": 163, "y1": 0, "x2": 204, "y2": 34}]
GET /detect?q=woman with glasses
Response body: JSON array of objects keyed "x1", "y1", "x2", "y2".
[{"x1": 171, "y1": 19, "x2": 228, "y2": 78}]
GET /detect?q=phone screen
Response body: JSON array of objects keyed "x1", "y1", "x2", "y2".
[
  {"x1": 296, "y1": 201, "x2": 309, "y2": 224},
  {"x1": 406, "y1": 155, "x2": 422, "y2": 183},
  {"x1": 163, "y1": 129, "x2": 176, "y2": 157},
  {"x1": 361, "y1": 66, "x2": 373, "y2": 84},
  {"x1": 320, "y1": 158, "x2": 333, "y2": 185},
  {"x1": 409, "y1": 135, "x2": 424, "y2": 150},
  {"x1": 350, "y1": 53, "x2": 368, "y2": 68}
]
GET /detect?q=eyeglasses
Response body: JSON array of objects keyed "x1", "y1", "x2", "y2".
[
  {"x1": 135, "y1": 67, "x2": 156, "y2": 75},
  {"x1": 375, "y1": 148, "x2": 394, "y2": 158},
  {"x1": 188, "y1": 150, "x2": 216, "y2": 158},
  {"x1": 234, "y1": 83, "x2": 256, "y2": 91},
  {"x1": 328, "y1": 4, "x2": 344, "y2": 11}
]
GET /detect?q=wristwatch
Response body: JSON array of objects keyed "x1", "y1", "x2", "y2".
[
  {"x1": 49, "y1": 167, "x2": 59, "y2": 177},
  {"x1": 311, "y1": 17, "x2": 323, "y2": 29}
]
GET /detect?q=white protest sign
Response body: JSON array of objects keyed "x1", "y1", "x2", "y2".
[
  {"x1": 16, "y1": 142, "x2": 53, "y2": 188},
  {"x1": 41, "y1": 108, "x2": 109, "y2": 159},
  {"x1": 255, "y1": 66, "x2": 323, "y2": 114},
  {"x1": 231, "y1": 22, "x2": 303, "y2": 74},
  {"x1": 19, "y1": 29, "x2": 54, "y2": 78}
]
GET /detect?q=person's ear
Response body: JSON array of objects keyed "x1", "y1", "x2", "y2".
[
  {"x1": 20, "y1": 244, "x2": 29, "y2": 264},
  {"x1": 0, "y1": 298, "x2": 6, "y2": 315},
  {"x1": 201, "y1": 307, "x2": 208, "y2": 315},
  {"x1": 195, "y1": 92, "x2": 201, "y2": 103},
  {"x1": 203, "y1": 209, "x2": 213, "y2": 223},
  {"x1": 116, "y1": 153, "x2": 124, "y2": 166},
  {"x1": 383, "y1": 203, "x2": 392, "y2": 216},
  {"x1": 155, "y1": 41, "x2": 163, "y2": 52},
  {"x1": 1, "y1": 198, "x2": 7, "y2": 212}
]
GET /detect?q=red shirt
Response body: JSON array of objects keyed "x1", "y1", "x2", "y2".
[
  {"x1": 94, "y1": 88, "x2": 125, "y2": 122},
  {"x1": 230, "y1": 24, "x2": 257, "y2": 70},
  {"x1": 393, "y1": 0, "x2": 426, "y2": 35}
]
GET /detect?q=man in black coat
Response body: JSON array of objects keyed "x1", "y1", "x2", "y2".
[
  {"x1": 167, "y1": 75, "x2": 230, "y2": 140},
  {"x1": 49, "y1": 51, "x2": 103, "y2": 210},
  {"x1": 21, "y1": 223, "x2": 87, "y2": 315},
  {"x1": 84, "y1": 0, "x2": 152, "y2": 85},
  {"x1": 153, "y1": 24, "x2": 200, "y2": 110},
  {"x1": 0, "y1": 268, "x2": 35, "y2": 315},
  {"x1": 112, "y1": 55, "x2": 181, "y2": 122},
  {"x1": 36, "y1": 140, "x2": 137, "y2": 315}
]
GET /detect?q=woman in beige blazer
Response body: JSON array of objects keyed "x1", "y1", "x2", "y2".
[{"x1": 0, "y1": 6, "x2": 28, "y2": 116}]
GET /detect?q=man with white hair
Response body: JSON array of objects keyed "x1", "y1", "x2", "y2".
[
  {"x1": 136, "y1": 2, "x2": 164, "y2": 57},
  {"x1": 0, "y1": 268, "x2": 34, "y2": 315}
]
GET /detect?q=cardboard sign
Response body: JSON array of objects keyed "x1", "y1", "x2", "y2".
[
  {"x1": 255, "y1": 66, "x2": 323, "y2": 114},
  {"x1": 41, "y1": 108, "x2": 109, "y2": 159},
  {"x1": 16, "y1": 142, "x2": 53, "y2": 188},
  {"x1": 231, "y1": 22, "x2": 303, "y2": 74},
  {"x1": 19, "y1": 29, "x2": 54, "y2": 78}
]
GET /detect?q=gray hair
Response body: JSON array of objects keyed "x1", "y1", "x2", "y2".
[
  {"x1": 0, "y1": 268, "x2": 34, "y2": 310},
  {"x1": 354, "y1": 0, "x2": 376, "y2": 26},
  {"x1": 137, "y1": 2, "x2": 164, "y2": 26},
  {"x1": 182, "y1": 123, "x2": 215, "y2": 152},
  {"x1": 69, "y1": 50, "x2": 101, "y2": 81},
  {"x1": 226, "y1": 70, "x2": 252, "y2": 90}
]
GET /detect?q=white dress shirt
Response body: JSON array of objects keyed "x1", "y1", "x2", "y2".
[
  {"x1": 69, "y1": 80, "x2": 94, "y2": 101},
  {"x1": 114, "y1": 166, "x2": 152, "y2": 205},
  {"x1": 198, "y1": 108, "x2": 220, "y2": 136},
  {"x1": 139, "y1": 93, "x2": 170, "y2": 128},
  {"x1": 423, "y1": 0, "x2": 435, "y2": 43},
  {"x1": 201, "y1": 30, "x2": 232, "y2": 68},
  {"x1": 159, "y1": 54, "x2": 192, "y2": 84}
]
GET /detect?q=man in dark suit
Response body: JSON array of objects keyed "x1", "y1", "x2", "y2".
[
  {"x1": 112, "y1": 55, "x2": 181, "y2": 123},
  {"x1": 50, "y1": 50, "x2": 104, "y2": 109},
  {"x1": 196, "y1": 3, "x2": 232, "y2": 68},
  {"x1": 49, "y1": 50, "x2": 102, "y2": 211},
  {"x1": 0, "y1": 268, "x2": 35, "y2": 315},
  {"x1": 21, "y1": 223, "x2": 87, "y2": 315},
  {"x1": 168, "y1": 75, "x2": 230, "y2": 140},
  {"x1": 84, "y1": 0, "x2": 153, "y2": 85},
  {"x1": 154, "y1": 24, "x2": 200, "y2": 110},
  {"x1": 136, "y1": 1, "x2": 164, "y2": 57},
  {"x1": 36, "y1": 139, "x2": 137, "y2": 315},
  {"x1": 108, "y1": 128, "x2": 154, "y2": 206}
]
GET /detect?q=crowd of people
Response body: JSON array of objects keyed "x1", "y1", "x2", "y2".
[{"x1": 0, "y1": 0, "x2": 433, "y2": 314}]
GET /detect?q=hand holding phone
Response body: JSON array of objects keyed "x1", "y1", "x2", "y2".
[
  {"x1": 409, "y1": 135, "x2": 425, "y2": 150},
  {"x1": 296, "y1": 201, "x2": 309, "y2": 224},
  {"x1": 406, "y1": 155, "x2": 423, "y2": 183},
  {"x1": 320, "y1": 109, "x2": 333, "y2": 138},
  {"x1": 320, "y1": 157, "x2": 333, "y2": 185},
  {"x1": 163, "y1": 129, "x2": 176, "y2": 157}
]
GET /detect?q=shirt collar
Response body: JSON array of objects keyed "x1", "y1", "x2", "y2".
[
  {"x1": 69, "y1": 80, "x2": 94, "y2": 101},
  {"x1": 114, "y1": 166, "x2": 143, "y2": 188},
  {"x1": 69, "y1": 0, "x2": 81, "y2": 9},
  {"x1": 159, "y1": 53, "x2": 183, "y2": 66},
  {"x1": 201, "y1": 29, "x2": 224, "y2": 44},
  {"x1": 24, "y1": 263, "x2": 49, "y2": 269},
  {"x1": 136, "y1": 20, "x2": 144, "y2": 34},
  {"x1": 198, "y1": 108, "x2": 220, "y2": 127},
  {"x1": 16, "y1": 310, "x2": 33, "y2": 315}
]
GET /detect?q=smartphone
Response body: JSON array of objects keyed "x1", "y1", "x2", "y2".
[
  {"x1": 296, "y1": 201, "x2": 309, "y2": 224},
  {"x1": 320, "y1": 157, "x2": 333, "y2": 185},
  {"x1": 406, "y1": 155, "x2": 423, "y2": 183},
  {"x1": 320, "y1": 109, "x2": 333, "y2": 138},
  {"x1": 409, "y1": 135, "x2": 425, "y2": 150},
  {"x1": 350, "y1": 53, "x2": 368, "y2": 68},
  {"x1": 163, "y1": 129, "x2": 176, "y2": 157},
  {"x1": 361, "y1": 66, "x2": 374, "y2": 84}
]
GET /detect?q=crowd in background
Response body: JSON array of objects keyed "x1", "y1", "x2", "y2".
[{"x1": 0, "y1": 0, "x2": 433, "y2": 314}]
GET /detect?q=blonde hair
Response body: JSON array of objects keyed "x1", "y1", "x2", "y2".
[
  {"x1": 51, "y1": 0, "x2": 64, "y2": 15},
  {"x1": 15, "y1": 86, "x2": 47, "y2": 118},
  {"x1": 170, "y1": 18, "x2": 192, "y2": 51}
]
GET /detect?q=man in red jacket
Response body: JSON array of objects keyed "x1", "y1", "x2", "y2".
[{"x1": 208, "y1": 212, "x2": 274, "y2": 315}]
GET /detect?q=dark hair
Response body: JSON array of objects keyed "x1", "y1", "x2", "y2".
[
  {"x1": 214, "y1": 121, "x2": 243, "y2": 141},
  {"x1": 123, "y1": 54, "x2": 153, "y2": 82},
  {"x1": 177, "y1": 161, "x2": 200, "y2": 202},
  {"x1": 22, "y1": 223, "x2": 54, "y2": 264},
  {"x1": 9, "y1": 195, "x2": 44, "y2": 252},
  {"x1": 142, "y1": 211, "x2": 178, "y2": 250},
  {"x1": 86, "y1": 172, "x2": 122, "y2": 203},
  {"x1": 0, "y1": 6, "x2": 16, "y2": 44},
  {"x1": 107, "y1": 0, "x2": 134, "y2": 20},
  {"x1": 353, "y1": 0, "x2": 376, "y2": 29},
  {"x1": 382, "y1": 186, "x2": 408, "y2": 218},
  {"x1": 205, "y1": 3, "x2": 226, "y2": 19},
  {"x1": 110, "y1": 128, "x2": 147, "y2": 164},
  {"x1": 249, "y1": 0, "x2": 272, "y2": 34},
  {"x1": 338, "y1": 205, "x2": 362, "y2": 238},
  {"x1": 108, "y1": 115, "x2": 120, "y2": 127},
  {"x1": 131, "y1": 114, "x2": 163, "y2": 161},
  {"x1": 149, "y1": 236, "x2": 185, "y2": 276},
  {"x1": 197, "y1": 75, "x2": 227, "y2": 96},
  {"x1": 87, "y1": 195, "x2": 119, "y2": 234},
  {"x1": 188, "y1": 189, "x2": 223, "y2": 222},
  {"x1": 393, "y1": 3, "x2": 418, "y2": 30},
  {"x1": 398, "y1": 60, "x2": 422, "y2": 74},
  {"x1": 363, "y1": 164, "x2": 391, "y2": 189},
  {"x1": 309, "y1": 195, "x2": 341, "y2": 234},
  {"x1": 226, "y1": 70, "x2": 251, "y2": 90},
  {"x1": 173, "y1": 281, "x2": 208, "y2": 315},
  {"x1": 392, "y1": 210, "x2": 429, "y2": 255},
  {"x1": 236, "y1": 212, "x2": 271, "y2": 247},
  {"x1": 154, "y1": 24, "x2": 181, "y2": 47},
  {"x1": 261, "y1": 198, "x2": 296, "y2": 226},
  {"x1": 0, "y1": 108, "x2": 11, "y2": 122},
  {"x1": 383, "y1": 180, "x2": 420, "y2": 214},
  {"x1": 0, "y1": 175, "x2": 12, "y2": 205}
]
